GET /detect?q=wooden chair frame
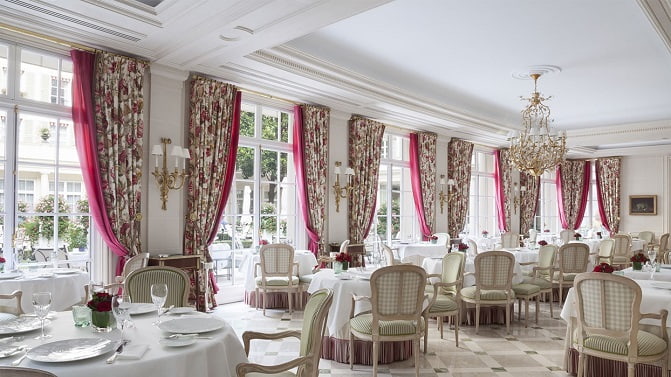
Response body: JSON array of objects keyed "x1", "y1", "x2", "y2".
[
  {"x1": 254, "y1": 244, "x2": 300, "y2": 315},
  {"x1": 553, "y1": 243, "x2": 590, "y2": 308},
  {"x1": 0, "y1": 290, "x2": 24, "y2": 315}
]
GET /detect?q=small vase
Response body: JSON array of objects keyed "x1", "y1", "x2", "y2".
[
  {"x1": 334, "y1": 261, "x2": 343, "y2": 274},
  {"x1": 430, "y1": 239, "x2": 437, "y2": 244},
  {"x1": 632, "y1": 262, "x2": 642, "y2": 271},
  {"x1": 91, "y1": 310, "x2": 115, "y2": 332},
  {"x1": 342, "y1": 261, "x2": 349, "y2": 271},
  {"x1": 0, "y1": 263, "x2": 4, "y2": 272}
]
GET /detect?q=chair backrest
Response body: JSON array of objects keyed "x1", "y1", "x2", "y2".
[
  {"x1": 32, "y1": 247, "x2": 69, "y2": 267},
  {"x1": 382, "y1": 244, "x2": 397, "y2": 266},
  {"x1": 298, "y1": 288, "x2": 333, "y2": 377},
  {"x1": 259, "y1": 243, "x2": 295, "y2": 277},
  {"x1": 125, "y1": 266, "x2": 190, "y2": 307},
  {"x1": 466, "y1": 238, "x2": 478, "y2": 258},
  {"x1": 574, "y1": 273, "x2": 643, "y2": 355},
  {"x1": 638, "y1": 231, "x2": 655, "y2": 244},
  {"x1": 346, "y1": 243, "x2": 366, "y2": 268},
  {"x1": 83, "y1": 282, "x2": 124, "y2": 304},
  {"x1": 473, "y1": 251, "x2": 515, "y2": 290},
  {"x1": 0, "y1": 290, "x2": 23, "y2": 315},
  {"x1": 439, "y1": 252, "x2": 465, "y2": 296},
  {"x1": 660, "y1": 233, "x2": 669, "y2": 253},
  {"x1": 120, "y1": 252, "x2": 150, "y2": 281},
  {"x1": 596, "y1": 239, "x2": 615, "y2": 264},
  {"x1": 528, "y1": 229, "x2": 538, "y2": 243},
  {"x1": 0, "y1": 367, "x2": 58, "y2": 377},
  {"x1": 432, "y1": 233, "x2": 450, "y2": 248},
  {"x1": 500, "y1": 232, "x2": 519, "y2": 248},
  {"x1": 557, "y1": 243, "x2": 590, "y2": 274},
  {"x1": 339, "y1": 239, "x2": 350, "y2": 254},
  {"x1": 612, "y1": 234, "x2": 632, "y2": 258},
  {"x1": 559, "y1": 229, "x2": 574, "y2": 244},
  {"x1": 536, "y1": 245, "x2": 558, "y2": 279},
  {"x1": 370, "y1": 265, "x2": 426, "y2": 321}
]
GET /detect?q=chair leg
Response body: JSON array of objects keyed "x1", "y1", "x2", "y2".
[
  {"x1": 439, "y1": 316, "x2": 444, "y2": 339},
  {"x1": 577, "y1": 352, "x2": 584, "y2": 377},
  {"x1": 288, "y1": 289, "x2": 293, "y2": 314},
  {"x1": 559, "y1": 283, "x2": 564, "y2": 308},
  {"x1": 517, "y1": 298, "x2": 522, "y2": 321},
  {"x1": 255, "y1": 288, "x2": 259, "y2": 310},
  {"x1": 263, "y1": 290, "x2": 267, "y2": 316},
  {"x1": 524, "y1": 298, "x2": 529, "y2": 328},
  {"x1": 349, "y1": 332, "x2": 354, "y2": 370},
  {"x1": 423, "y1": 314, "x2": 428, "y2": 354},
  {"x1": 505, "y1": 301, "x2": 510, "y2": 334},
  {"x1": 414, "y1": 337, "x2": 420, "y2": 377},
  {"x1": 627, "y1": 362, "x2": 635, "y2": 377},
  {"x1": 548, "y1": 291, "x2": 554, "y2": 318},
  {"x1": 475, "y1": 304, "x2": 480, "y2": 334},
  {"x1": 373, "y1": 339, "x2": 379, "y2": 377},
  {"x1": 534, "y1": 295, "x2": 539, "y2": 324},
  {"x1": 454, "y1": 311, "x2": 459, "y2": 347}
]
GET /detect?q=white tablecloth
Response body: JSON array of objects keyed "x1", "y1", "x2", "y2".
[
  {"x1": 620, "y1": 264, "x2": 671, "y2": 282},
  {"x1": 1, "y1": 310, "x2": 247, "y2": 377},
  {"x1": 570, "y1": 238, "x2": 648, "y2": 253},
  {"x1": 0, "y1": 269, "x2": 89, "y2": 311},
  {"x1": 421, "y1": 254, "x2": 524, "y2": 287},
  {"x1": 240, "y1": 250, "x2": 317, "y2": 291},
  {"x1": 395, "y1": 242, "x2": 447, "y2": 264}
]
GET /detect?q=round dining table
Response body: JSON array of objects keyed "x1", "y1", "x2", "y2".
[
  {"x1": 0, "y1": 310, "x2": 247, "y2": 377},
  {"x1": 0, "y1": 269, "x2": 89, "y2": 311}
]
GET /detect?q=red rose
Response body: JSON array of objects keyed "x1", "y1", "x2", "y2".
[{"x1": 538, "y1": 240, "x2": 548, "y2": 246}]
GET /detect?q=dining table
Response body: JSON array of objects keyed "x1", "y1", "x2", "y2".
[
  {"x1": 239, "y1": 249, "x2": 317, "y2": 308},
  {"x1": 0, "y1": 309, "x2": 247, "y2": 377},
  {"x1": 394, "y1": 242, "x2": 448, "y2": 265},
  {"x1": 560, "y1": 277, "x2": 671, "y2": 376},
  {"x1": 0, "y1": 268, "x2": 89, "y2": 311}
]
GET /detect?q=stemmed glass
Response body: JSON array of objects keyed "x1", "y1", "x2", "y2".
[
  {"x1": 648, "y1": 248, "x2": 658, "y2": 279},
  {"x1": 150, "y1": 283, "x2": 168, "y2": 325},
  {"x1": 32, "y1": 292, "x2": 52, "y2": 340},
  {"x1": 112, "y1": 295, "x2": 132, "y2": 342}
]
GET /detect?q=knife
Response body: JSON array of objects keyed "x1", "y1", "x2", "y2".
[{"x1": 106, "y1": 341, "x2": 125, "y2": 364}]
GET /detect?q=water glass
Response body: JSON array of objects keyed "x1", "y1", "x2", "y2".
[
  {"x1": 112, "y1": 295, "x2": 132, "y2": 342},
  {"x1": 150, "y1": 283, "x2": 168, "y2": 325},
  {"x1": 71, "y1": 304, "x2": 91, "y2": 327},
  {"x1": 32, "y1": 292, "x2": 52, "y2": 340}
]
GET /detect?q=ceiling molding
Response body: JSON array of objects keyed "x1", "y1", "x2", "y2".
[
  {"x1": 637, "y1": 0, "x2": 671, "y2": 53},
  {"x1": 80, "y1": 0, "x2": 165, "y2": 26},
  {"x1": 568, "y1": 119, "x2": 671, "y2": 138}
]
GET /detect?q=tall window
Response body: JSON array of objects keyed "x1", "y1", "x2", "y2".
[
  {"x1": 218, "y1": 102, "x2": 299, "y2": 251},
  {"x1": 578, "y1": 164, "x2": 600, "y2": 235},
  {"x1": 0, "y1": 42, "x2": 91, "y2": 268},
  {"x1": 467, "y1": 150, "x2": 497, "y2": 236},
  {"x1": 535, "y1": 170, "x2": 559, "y2": 232},
  {"x1": 375, "y1": 133, "x2": 418, "y2": 244}
]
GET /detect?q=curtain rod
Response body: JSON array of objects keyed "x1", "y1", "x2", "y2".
[
  {"x1": 0, "y1": 22, "x2": 149, "y2": 64},
  {"x1": 191, "y1": 74, "x2": 301, "y2": 106}
]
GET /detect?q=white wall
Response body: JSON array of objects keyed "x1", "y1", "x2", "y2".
[
  {"x1": 327, "y1": 111, "x2": 350, "y2": 245},
  {"x1": 619, "y1": 155, "x2": 669, "y2": 237}
]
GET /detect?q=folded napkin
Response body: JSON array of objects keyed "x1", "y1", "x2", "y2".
[
  {"x1": 117, "y1": 344, "x2": 149, "y2": 360},
  {"x1": 0, "y1": 313, "x2": 17, "y2": 322}
]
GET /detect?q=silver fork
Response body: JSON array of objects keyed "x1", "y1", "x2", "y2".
[{"x1": 11, "y1": 347, "x2": 30, "y2": 366}]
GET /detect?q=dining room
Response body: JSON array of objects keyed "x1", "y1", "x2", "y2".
[{"x1": 0, "y1": 1, "x2": 671, "y2": 376}]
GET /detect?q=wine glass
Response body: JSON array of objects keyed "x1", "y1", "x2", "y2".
[
  {"x1": 112, "y1": 295, "x2": 132, "y2": 342},
  {"x1": 150, "y1": 283, "x2": 168, "y2": 325},
  {"x1": 32, "y1": 292, "x2": 52, "y2": 340}
]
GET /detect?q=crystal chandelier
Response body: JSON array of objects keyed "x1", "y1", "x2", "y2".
[{"x1": 508, "y1": 73, "x2": 566, "y2": 177}]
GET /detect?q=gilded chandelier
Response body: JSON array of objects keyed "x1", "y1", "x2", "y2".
[{"x1": 508, "y1": 73, "x2": 566, "y2": 177}]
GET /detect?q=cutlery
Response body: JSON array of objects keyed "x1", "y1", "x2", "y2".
[
  {"x1": 165, "y1": 333, "x2": 212, "y2": 340},
  {"x1": 11, "y1": 347, "x2": 30, "y2": 366},
  {"x1": 162, "y1": 305, "x2": 175, "y2": 315},
  {"x1": 106, "y1": 341, "x2": 126, "y2": 364}
]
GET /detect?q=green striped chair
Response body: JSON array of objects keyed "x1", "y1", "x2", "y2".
[
  {"x1": 255, "y1": 244, "x2": 300, "y2": 315},
  {"x1": 349, "y1": 265, "x2": 427, "y2": 377},
  {"x1": 125, "y1": 266, "x2": 190, "y2": 307},
  {"x1": 425, "y1": 251, "x2": 464, "y2": 350},
  {"x1": 592, "y1": 239, "x2": 615, "y2": 266},
  {"x1": 459, "y1": 251, "x2": 515, "y2": 334},
  {"x1": 237, "y1": 288, "x2": 333, "y2": 377},
  {"x1": 612, "y1": 234, "x2": 633, "y2": 269},
  {"x1": 553, "y1": 243, "x2": 590, "y2": 308},
  {"x1": 520, "y1": 244, "x2": 557, "y2": 318},
  {"x1": 573, "y1": 273, "x2": 669, "y2": 377}
]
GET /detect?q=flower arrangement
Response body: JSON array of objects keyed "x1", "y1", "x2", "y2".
[
  {"x1": 429, "y1": 235, "x2": 438, "y2": 241},
  {"x1": 0, "y1": 256, "x2": 5, "y2": 263},
  {"x1": 87, "y1": 292, "x2": 112, "y2": 312},
  {"x1": 334, "y1": 252, "x2": 352, "y2": 263},
  {"x1": 538, "y1": 240, "x2": 548, "y2": 246},
  {"x1": 593, "y1": 262, "x2": 614, "y2": 273},
  {"x1": 457, "y1": 242, "x2": 469, "y2": 251},
  {"x1": 259, "y1": 239, "x2": 269, "y2": 245},
  {"x1": 630, "y1": 253, "x2": 649, "y2": 263},
  {"x1": 574, "y1": 233, "x2": 582, "y2": 240},
  {"x1": 481, "y1": 230, "x2": 489, "y2": 236},
  {"x1": 544, "y1": 229, "x2": 551, "y2": 233},
  {"x1": 596, "y1": 231, "x2": 602, "y2": 239}
]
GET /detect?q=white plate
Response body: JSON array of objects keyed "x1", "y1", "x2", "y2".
[
  {"x1": 0, "y1": 272, "x2": 22, "y2": 280},
  {"x1": 27, "y1": 338, "x2": 116, "y2": 363},
  {"x1": 159, "y1": 337, "x2": 196, "y2": 347},
  {"x1": 0, "y1": 313, "x2": 17, "y2": 322},
  {"x1": 336, "y1": 274, "x2": 352, "y2": 280},
  {"x1": 169, "y1": 307, "x2": 196, "y2": 315},
  {"x1": 129, "y1": 303, "x2": 156, "y2": 315},
  {"x1": 650, "y1": 282, "x2": 671, "y2": 290},
  {"x1": 0, "y1": 345, "x2": 23, "y2": 358},
  {"x1": 158, "y1": 317, "x2": 226, "y2": 334},
  {"x1": 52, "y1": 268, "x2": 81, "y2": 275},
  {"x1": 0, "y1": 317, "x2": 48, "y2": 335}
]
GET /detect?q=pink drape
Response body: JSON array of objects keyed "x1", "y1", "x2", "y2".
[
  {"x1": 409, "y1": 133, "x2": 436, "y2": 238},
  {"x1": 70, "y1": 50, "x2": 132, "y2": 275},
  {"x1": 493, "y1": 150, "x2": 507, "y2": 232},
  {"x1": 556, "y1": 160, "x2": 591, "y2": 230}
]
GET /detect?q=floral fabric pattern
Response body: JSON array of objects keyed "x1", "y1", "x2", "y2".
[
  {"x1": 348, "y1": 116, "x2": 385, "y2": 243},
  {"x1": 410, "y1": 132, "x2": 437, "y2": 238},
  {"x1": 184, "y1": 77, "x2": 239, "y2": 310},
  {"x1": 495, "y1": 149, "x2": 513, "y2": 232},
  {"x1": 519, "y1": 173, "x2": 540, "y2": 234},
  {"x1": 93, "y1": 51, "x2": 146, "y2": 261},
  {"x1": 596, "y1": 157, "x2": 621, "y2": 233},
  {"x1": 294, "y1": 104, "x2": 329, "y2": 256},
  {"x1": 556, "y1": 160, "x2": 591, "y2": 230},
  {"x1": 447, "y1": 139, "x2": 474, "y2": 238}
]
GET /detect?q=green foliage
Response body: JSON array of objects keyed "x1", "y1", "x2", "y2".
[
  {"x1": 65, "y1": 222, "x2": 87, "y2": 249},
  {"x1": 260, "y1": 203, "x2": 276, "y2": 232},
  {"x1": 376, "y1": 200, "x2": 400, "y2": 238},
  {"x1": 33, "y1": 194, "x2": 70, "y2": 240}
]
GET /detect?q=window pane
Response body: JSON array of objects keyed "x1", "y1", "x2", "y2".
[
  {"x1": 236, "y1": 146, "x2": 255, "y2": 180},
  {"x1": 280, "y1": 111, "x2": 289, "y2": 143},
  {"x1": 239, "y1": 103, "x2": 255, "y2": 137},
  {"x1": 17, "y1": 112, "x2": 57, "y2": 161},
  {"x1": 0, "y1": 109, "x2": 6, "y2": 160},
  {"x1": 58, "y1": 120, "x2": 78, "y2": 164},
  {"x1": 261, "y1": 109, "x2": 278, "y2": 141},
  {"x1": 0, "y1": 45, "x2": 7, "y2": 97},
  {"x1": 21, "y1": 50, "x2": 60, "y2": 104}
]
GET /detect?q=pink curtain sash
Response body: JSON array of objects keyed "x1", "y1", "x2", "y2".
[
  {"x1": 70, "y1": 50, "x2": 129, "y2": 275},
  {"x1": 409, "y1": 133, "x2": 432, "y2": 238},
  {"x1": 293, "y1": 105, "x2": 321, "y2": 256},
  {"x1": 493, "y1": 150, "x2": 507, "y2": 232}
]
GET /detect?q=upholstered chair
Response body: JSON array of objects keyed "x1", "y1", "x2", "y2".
[
  {"x1": 115, "y1": 252, "x2": 150, "y2": 284},
  {"x1": 254, "y1": 244, "x2": 300, "y2": 315},
  {"x1": 553, "y1": 243, "x2": 590, "y2": 308},
  {"x1": 432, "y1": 232, "x2": 451, "y2": 249},
  {"x1": 501, "y1": 232, "x2": 520, "y2": 248},
  {"x1": 520, "y1": 244, "x2": 558, "y2": 318},
  {"x1": 424, "y1": 252, "x2": 464, "y2": 349},
  {"x1": 612, "y1": 234, "x2": 633, "y2": 269},
  {"x1": 126, "y1": 266, "x2": 190, "y2": 307},
  {"x1": 0, "y1": 367, "x2": 58, "y2": 377},
  {"x1": 0, "y1": 290, "x2": 24, "y2": 317},
  {"x1": 592, "y1": 239, "x2": 615, "y2": 266},
  {"x1": 382, "y1": 244, "x2": 399, "y2": 266},
  {"x1": 559, "y1": 228, "x2": 574, "y2": 244}
]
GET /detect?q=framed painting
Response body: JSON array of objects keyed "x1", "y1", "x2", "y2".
[{"x1": 629, "y1": 195, "x2": 657, "y2": 215}]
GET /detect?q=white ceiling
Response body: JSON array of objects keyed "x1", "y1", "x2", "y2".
[{"x1": 1, "y1": 0, "x2": 670, "y2": 157}]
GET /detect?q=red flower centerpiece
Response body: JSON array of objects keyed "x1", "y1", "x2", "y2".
[
  {"x1": 574, "y1": 233, "x2": 582, "y2": 240},
  {"x1": 0, "y1": 255, "x2": 5, "y2": 272},
  {"x1": 538, "y1": 240, "x2": 548, "y2": 246},
  {"x1": 457, "y1": 242, "x2": 469, "y2": 252},
  {"x1": 429, "y1": 235, "x2": 438, "y2": 244},
  {"x1": 630, "y1": 253, "x2": 649, "y2": 271},
  {"x1": 593, "y1": 262, "x2": 614, "y2": 273},
  {"x1": 334, "y1": 252, "x2": 351, "y2": 273},
  {"x1": 87, "y1": 292, "x2": 114, "y2": 331},
  {"x1": 481, "y1": 230, "x2": 489, "y2": 238}
]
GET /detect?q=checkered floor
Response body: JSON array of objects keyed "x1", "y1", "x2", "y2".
[{"x1": 213, "y1": 300, "x2": 572, "y2": 377}]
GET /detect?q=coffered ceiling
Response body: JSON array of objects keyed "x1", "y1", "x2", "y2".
[{"x1": 1, "y1": 0, "x2": 670, "y2": 157}]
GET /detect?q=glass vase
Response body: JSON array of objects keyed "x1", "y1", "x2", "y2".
[
  {"x1": 632, "y1": 262, "x2": 642, "y2": 271},
  {"x1": 91, "y1": 310, "x2": 115, "y2": 332}
]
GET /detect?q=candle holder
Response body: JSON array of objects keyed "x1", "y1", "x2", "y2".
[
  {"x1": 438, "y1": 175, "x2": 456, "y2": 214},
  {"x1": 151, "y1": 138, "x2": 190, "y2": 210},
  {"x1": 332, "y1": 161, "x2": 355, "y2": 212}
]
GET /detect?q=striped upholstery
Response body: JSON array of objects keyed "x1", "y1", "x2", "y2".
[
  {"x1": 299, "y1": 289, "x2": 333, "y2": 357},
  {"x1": 427, "y1": 296, "x2": 458, "y2": 313},
  {"x1": 554, "y1": 243, "x2": 589, "y2": 308},
  {"x1": 461, "y1": 286, "x2": 514, "y2": 300},
  {"x1": 596, "y1": 239, "x2": 615, "y2": 265},
  {"x1": 255, "y1": 276, "x2": 299, "y2": 286},
  {"x1": 553, "y1": 272, "x2": 578, "y2": 281},
  {"x1": 501, "y1": 232, "x2": 519, "y2": 248},
  {"x1": 373, "y1": 269, "x2": 424, "y2": 316},
  {"x1": 256, "y1": 244, "x2": 299, "y2": 315},
  {"x1": 612, "y1": 234, "x2": 632, "y2": 266},
  {"x1": 350, "y1": 313, "x2": 425, "y2": 336},
  {"x1": 580, "y1": 331, "x2": 667, "y2": 356},
  {"x1": 511, "y1": 283, "x2": 540, "y2": 296},
  {"x1": 125, "y1": 266, "x2": 190, "y2": 307},
  {"x1": 476, "y1": 252, "x2": 514, "y2": 288},
  {"x1": 521, "y1": 276, "x2": 552, "y2": 289},
  {"x1": 536, "y1": 245, "x2": 557, "y2": 278},
  {"x1": 439, "y1": 252, "x2": 464, "y2": 296},
  {"x1": 260, "y1": 245, "x2": 294, "y2": 275}
]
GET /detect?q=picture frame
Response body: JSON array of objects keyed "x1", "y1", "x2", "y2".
[{"x1": 629, "y1": 195, "x2": 657, "y2": 215}]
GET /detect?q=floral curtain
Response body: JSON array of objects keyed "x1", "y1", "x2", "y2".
[
  {"x1": 293, "y1": 104, "x2": 330, "y2": 257},
  {"x1": 86, "y1": 51, "x2": 147, "y2": 275},
  {"x1": 556, "y1": 160, "x2": 591, "y2": 230},
  {"x1": 184, "y1": 77, "x2": 240, "y2": 310},
  {"x1": 409, "y1": 132, "x2": 437, "y2": 238},
  {"x1": 595, "y1": 157, "x2": 621, "y2": 233},
  {"x1": 494, "y1": 149, "x2": 512, "y2": 232},
  {"x1": 447, "y1": 139, "x2": 473, "y2": 238},
  {"x1": 519, "y1": 173, "x2": 540, "y2": 234},
  {"x1": 348, "y1": 116, "x2": 385, "y2": 243}
]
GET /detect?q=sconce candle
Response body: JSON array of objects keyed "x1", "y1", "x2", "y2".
[
  {"x1": 438, "y1": 175, "x2": 456, "y2": 214},
  {"x1": 151, "y1": 137, "x2": 190, "y2": 210},
  {"x1": 333, "y1": 161, "x2": 355, "y2": 212}
]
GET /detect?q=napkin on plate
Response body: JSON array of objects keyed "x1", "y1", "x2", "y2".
[{"x1": 117, "y1": 344, "x2": 149, "y2": 360}]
